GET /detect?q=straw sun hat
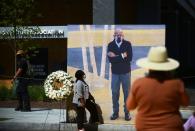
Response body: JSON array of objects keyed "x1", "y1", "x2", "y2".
[{"x1": 136, "y1": 46, "x2": 179, "y2": 71}]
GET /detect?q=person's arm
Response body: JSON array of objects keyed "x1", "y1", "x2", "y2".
[
  {"x1": 126, "y1": 79, "x2": 140, "y2": 110},
  {"x1": 126, "y1": 42, "x2": 133, "y2": 62},
  {"x1": 12, "y1": 59, "x2": 27, "y2": 82},
  {"x1": 126, "y1": 90, "x2": 137, "y2": 110},
  {"x1": 76, "y1": 81, "x2": 85, "y2": 107},
  {"x1": 180, "y1": 90, "x2": 189, "y2": 107},
  {"x1": 11, "y1": 68, "x2": 23, "y2": 83},
  {"x1": 107, "y1": 44, "x2": 124, "y2": 63},
  {"x1": 121, "y1": 41, "x2": 132, "y2": 63},
  {"x1": 179, "y1": 80, "x2": 190, "y2": 107},
  {"x1": 14, "y1": 68, "x2": 23, "y2": 79},
  {"x1": 78, "y1": 98, "x2": 85, "y2": 107}
]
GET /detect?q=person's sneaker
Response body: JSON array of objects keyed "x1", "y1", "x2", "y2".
[
  {"x1": 110, "y1": 113, "x2": 119, "y2": 120},
  {"x1": 125, "y1": 113, "x2": 131, "y2": 121}
]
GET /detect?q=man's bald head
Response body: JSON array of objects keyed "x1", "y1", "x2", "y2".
[
  {"x1": 114, "y1": 29, "x2": 124, "y2": 37},
  {"x1": 114, "y1": 29, "x2": 124, "y2": 44}
]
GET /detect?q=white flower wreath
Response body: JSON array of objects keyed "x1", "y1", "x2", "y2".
[{"x1": 44, "y1": 70, "x2": 74, "y2": 100}]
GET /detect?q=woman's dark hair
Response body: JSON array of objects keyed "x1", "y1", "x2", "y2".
[
  {"x1": 75, "y1": 70, "x2": 87, "y2": 84},
  {"x1": 147, "y1": 70, "x2": 175, "y2": 82}
]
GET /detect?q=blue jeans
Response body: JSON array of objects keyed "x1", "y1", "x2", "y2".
[{"x1": 111, "y1": 73, "x2": 130, "y2": 115}]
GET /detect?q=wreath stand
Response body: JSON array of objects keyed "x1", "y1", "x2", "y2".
[
  {"x1": 44, "y1": 70, "x2": 77, "y2": 124},
  {"x1": 64, "y1": 93, "x2": 77, "y2": 123}
]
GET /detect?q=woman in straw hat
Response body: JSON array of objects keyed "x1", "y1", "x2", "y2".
[{"x1": 126, "y1": 46, "x2": 189, "y2": 131}]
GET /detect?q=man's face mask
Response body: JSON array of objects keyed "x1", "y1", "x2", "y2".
[{"x1": 115, "y1": 35, "x2": 122, "y2": 43}]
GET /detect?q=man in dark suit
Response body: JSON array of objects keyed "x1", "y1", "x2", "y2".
[{"x1": 107, "y1": 29, "x2": 132, "y2": 121}]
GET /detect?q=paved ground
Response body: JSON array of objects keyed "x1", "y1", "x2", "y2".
[
  {"x1": 0, "y1": 108, "x2": 136, "y2": 131},
  {"x1": 0, "y1": 107, "x2": 194, "y2": 131}
]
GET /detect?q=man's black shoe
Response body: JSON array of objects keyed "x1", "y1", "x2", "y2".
[
  {"x1": 110, "y1": 114, "x2": 119, "y2": 120},
  {"x1": 125, "y1": 113, "x2": 131, "y2": 121}
]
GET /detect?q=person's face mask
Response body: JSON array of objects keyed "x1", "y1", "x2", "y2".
[
  {"x1": 115, "y1": 36, "x2": 122, "y2": 43},
  {"x1": 83, "y1": 75, "x2": 86, "y2": 80},
  {"x1": 16, "y1": 55, "x2": 22, "y2": 60}
]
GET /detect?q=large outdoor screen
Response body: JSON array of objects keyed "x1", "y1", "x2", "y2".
[{"x1": 67, "y1": 25, "x2": 165, "y2": 124}]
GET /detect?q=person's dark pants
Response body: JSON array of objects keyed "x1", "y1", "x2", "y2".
[
  {"x1": 85, "y1": 99, "x2": 98, "y2": 123},
  {"x1": 15, "y1": 78, "x2": 31, "y2": 110},
  {"x1": 76, "y1": 106, "x2": 85, "y2": 130},
  {"x1": 16, "y1": 92, "x2": 31, "y2": 110},
  {"x1": 75, "y1": 99, "x2": 99, "y2": 130}
]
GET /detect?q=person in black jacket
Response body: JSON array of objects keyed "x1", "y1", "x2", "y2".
[
  {"x1": 107, "y1": 29, "x2": 132, "y2": 121},
  {"x1": 12, "y1": 50, "x2": 31, "y2": 112}
]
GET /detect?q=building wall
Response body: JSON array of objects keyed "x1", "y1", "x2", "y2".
[
  {"x1": 32, "y1": 39, "x2": 67, "y2": 73},
  {"x1": 0, "y1": 39, "x2": 67, "y2": 80},
  {"x1": 32, "y1": 0, "x2": 93, "y2": 25},
  {"x1": 0, "y1": 42, "x2": 15, "y2": 79},
  {"x1": 0, "y1": 0, "x2": 92, "y2": 80}
]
